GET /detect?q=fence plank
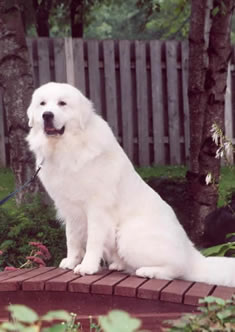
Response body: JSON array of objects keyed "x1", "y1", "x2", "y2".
[
  {"x1": 0, "y1": 90, "x2": 6, "y2": 167},
  {"x1": 166, "y1": 41, "x2": 181, "y2": 164},
  {"x1": 135, "y1": 40, "x2": 149, "y2": 166},
  {"x1": 65, "y1": 37, "x2": 75, "y2": 86},
  {"x1": 73, "y1": 39, "x2": 86, "y2": 95},
  {"x1": 181, "y1": 41, "x2": 190, "y2": 165},
  {"x1": 119, "y1": 40, "x2": 134, "y2": 160},
  {"x1": 103, "y1": 40, "x2": 118, "y2": 137},
  {"x1": 37, "y1": 38, "x2": 51, "y2": 85},
  {"x1": 225, "y1": 62, "x2": 233, "y2": 139},
  {"x1": 87, "y1": 40, "x2": 102, "y2": 114},
  {"x1": 53, "y1": 38, "x2": 66, "y2": 83},
  {"x1": 225, "y1": 62, "x2": 234, "y2": 163},
  {"x1": 150, "y1": 40, "x2": 165, "y2": 165}
]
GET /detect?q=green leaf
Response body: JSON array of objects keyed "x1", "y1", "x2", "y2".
[
  {"x1": 201, "y1": 244, "x2": 225, "y2": 256},
  {"x1": 199, "y1": 296, "x2": 225, "y2": 306},
  {"x1": 43, "y1": 324, "x2": 67, "y2": 332},
  {"x1": 8, "y1": 305, "x2": 38, "y2": 324},
  {"x1": 226, "y1": 233, "x2": 235, "y2": 239},
  {"x1": 42, "y1": 310, "x2": 71, "y2": 322},
  {"x1": 201, "y1": 242, "x2": 235, "y2": 257},
  {"x1": 99, "y1": 310, "x2": 141, "y2": 332},
  {"x1": 21, "y1": 327, "x2": 39, "y2": 332},
  {"x1": 217, "y1": 309, "x2": 232, "y2": 321},
  {"x1": 212, "y1": 6, "x2": 219, "y2": 16},
  {"x1": 214, "y1": 298, "x2": 226, "y2": 306},
  {"x1": 1, "y1": 321, "x2": 25, "y2": 331}
]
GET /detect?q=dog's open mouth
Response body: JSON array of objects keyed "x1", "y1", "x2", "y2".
[{"x1": 44, "y1": 124, "x2": 65, "y2": 136}]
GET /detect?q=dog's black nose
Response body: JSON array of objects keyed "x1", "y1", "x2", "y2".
[{"x1": 42, "y1": 111, "x2": 54, "y2": 121}]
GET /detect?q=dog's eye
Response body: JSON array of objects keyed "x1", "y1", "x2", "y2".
[
  {"x1": 58, "y1": 101, "x2": 66, "y2": 106},
  {"x1": 40, "y1": 101, "x2": 46, "y2": 106}
]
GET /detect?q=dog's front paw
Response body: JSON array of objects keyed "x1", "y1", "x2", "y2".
[
  {"x1": 74, "y1": 262, "x2": 99, "y2": 275},
  {"x1": 59, "y1": 257, "x2": 81, "y2": 270}
]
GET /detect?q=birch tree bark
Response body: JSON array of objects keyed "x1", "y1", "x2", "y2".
[
  {"x1": 0, "y1": 1, "x2": 38, "y2": 204},
  {"x1": 187, "y1": 0, "x2": 235, "y2": 244}
]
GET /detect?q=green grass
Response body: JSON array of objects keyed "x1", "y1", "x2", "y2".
[
  {"x1": 219, "y1": 166, "x2": 235, "y2": 206},
  {"x1": 0, "y1": 168, "x2": 15, "y2": 210},
  {"x1": 137, "y1": 165, "x2": 187, "y2": 180},
  {"x1": 1, "y1": 166, "x2": 235, "y2": 209}
]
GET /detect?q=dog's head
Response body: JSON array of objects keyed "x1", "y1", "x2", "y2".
[{"x1": 27, "y1": 82, "x2": 93, "y2": 136}]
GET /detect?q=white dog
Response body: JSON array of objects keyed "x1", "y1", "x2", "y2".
[{"x1": 26, "y1": 82, "x2": 235, "y2": 286}]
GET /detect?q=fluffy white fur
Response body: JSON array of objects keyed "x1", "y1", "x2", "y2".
[{"x1": 26, "y1": 82, "x2": 235, "y2": 286}]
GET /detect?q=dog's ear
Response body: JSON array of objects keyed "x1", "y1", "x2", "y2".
[
  {"x1": 27, "y1": 101, "x2": 34, "y2": 128},
  {"x1": 78, "y1": 94, "x2": 93, "y2": 130}
]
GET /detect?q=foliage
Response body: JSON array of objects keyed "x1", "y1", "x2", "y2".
[
  {"x1": 0, "y1": 168, "x2": 15, "y2": 210},
  {"x1": 49, "y1": 2, "x2": 71, "y2": 37},
  {"x1": 218, "y1": 169, "x2": 235, "y2": 207},
  {"x1": 0, "y1": 297, "x2": 235, "y2": 331},
  {"x1": 99, "y1": 310, "x2": 144, "y2": 332},
  {"x1": 202, "y1": 233, "x2": 235, "y2": 258},
  {"x1": 21, "y1": 0, "x2": 191, "y2": 39},
  {"x1": 25, "y1": 0, "x2": 112, "y2": 37},
  {"x1": 210, "y1": 123, "x2": 234, "y2": 163},
  {"x1": 0, "y1": 305, "x2": 76, "y2": 332},
  {"x1": 0, "y1": 241, "x2": 52, "y2": 271},
  {"x1": 6, "y1": 1, "x2": 235, "y2": 43},
  {"x1": 0, "y1": 307, "x2": 146, "y2": 332},
  {"x1": 0, "y1": 195, "x2": 66, "y2": 270},
  {"x1": 164, "y1": 296, "x2": 235, "y2": 331},
  {"x1": 85, "y1": 0, "x2": 190, "y2": 40}
]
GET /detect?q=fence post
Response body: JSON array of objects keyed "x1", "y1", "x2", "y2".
[
  {"x1": 119, "y1": 40, "x2": 134, "y2": 161},
  {"x1": 181, "y1": 41, "x2": 190, "y2": 165},
  {"x1": 150, "y1": 40, "x2": 165, "y2": 165},
  {"x1": 166, "y1": 41, "x2": 181, "y2": 165}
]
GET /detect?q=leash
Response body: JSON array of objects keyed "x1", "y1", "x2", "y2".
[{"x1": 0, "y1": 164, "x2": 42, "y2": 206}]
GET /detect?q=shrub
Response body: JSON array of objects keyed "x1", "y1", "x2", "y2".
[
  {"x1": 0, "y1": 195, "x2": 66, "y2": 270},
  {"x1": 1, "y1": 296, "x2": 234, "y2": 331},
  {"x1": 164, "y1": 295, "x2": 235, "y2": 331},
  {"x1": 0, "y1": 306, "x2": 145, "y2": 332}
]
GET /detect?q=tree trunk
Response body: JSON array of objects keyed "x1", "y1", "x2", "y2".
[
  {"x1": 187, "y1": 0, "x2": 234, "y2": 245},
  {"x1": 70, "y1": 0, "x2": 84, "y2": 38},
  {"x1": 0, "y1": 2, "x2": 39, "y2": 204},
  {"x1": 32, "y1": 0, "x2": 52, "y2": 37}
]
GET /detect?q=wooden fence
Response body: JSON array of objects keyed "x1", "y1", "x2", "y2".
[{"x1": 0, "y1": 38, "x2": 234, "y2": 167}]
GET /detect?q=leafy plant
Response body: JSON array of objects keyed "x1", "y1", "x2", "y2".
[
  {"x1": 0, "y1": 195, "x2": 66, "y2": 270},
  {"x1": 201, "y1": 241, "x2": 235, "y2": 257},
  {"x1": 99, "y1": 310, "x2": 145, "y2": 332},
  {"x1": 0, "y1": 241, "x2": 52, "y2": 271},
  {"x1": 0, "y1": 305, "x2": 75, "y2": 332},
  {"x1": 164, "y1": 296, "x2": 235, "y2": 331},
  {"x1": 0, "y1": 306, "x2": 146, "y2": 332},
  {"x1": 1, "y1": 297, "x2": 234, "y2": 332}
]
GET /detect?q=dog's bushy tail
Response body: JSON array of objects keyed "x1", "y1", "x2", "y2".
[{"x1": 184, "y1": 249, "x2": 235, "y2": 287}]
